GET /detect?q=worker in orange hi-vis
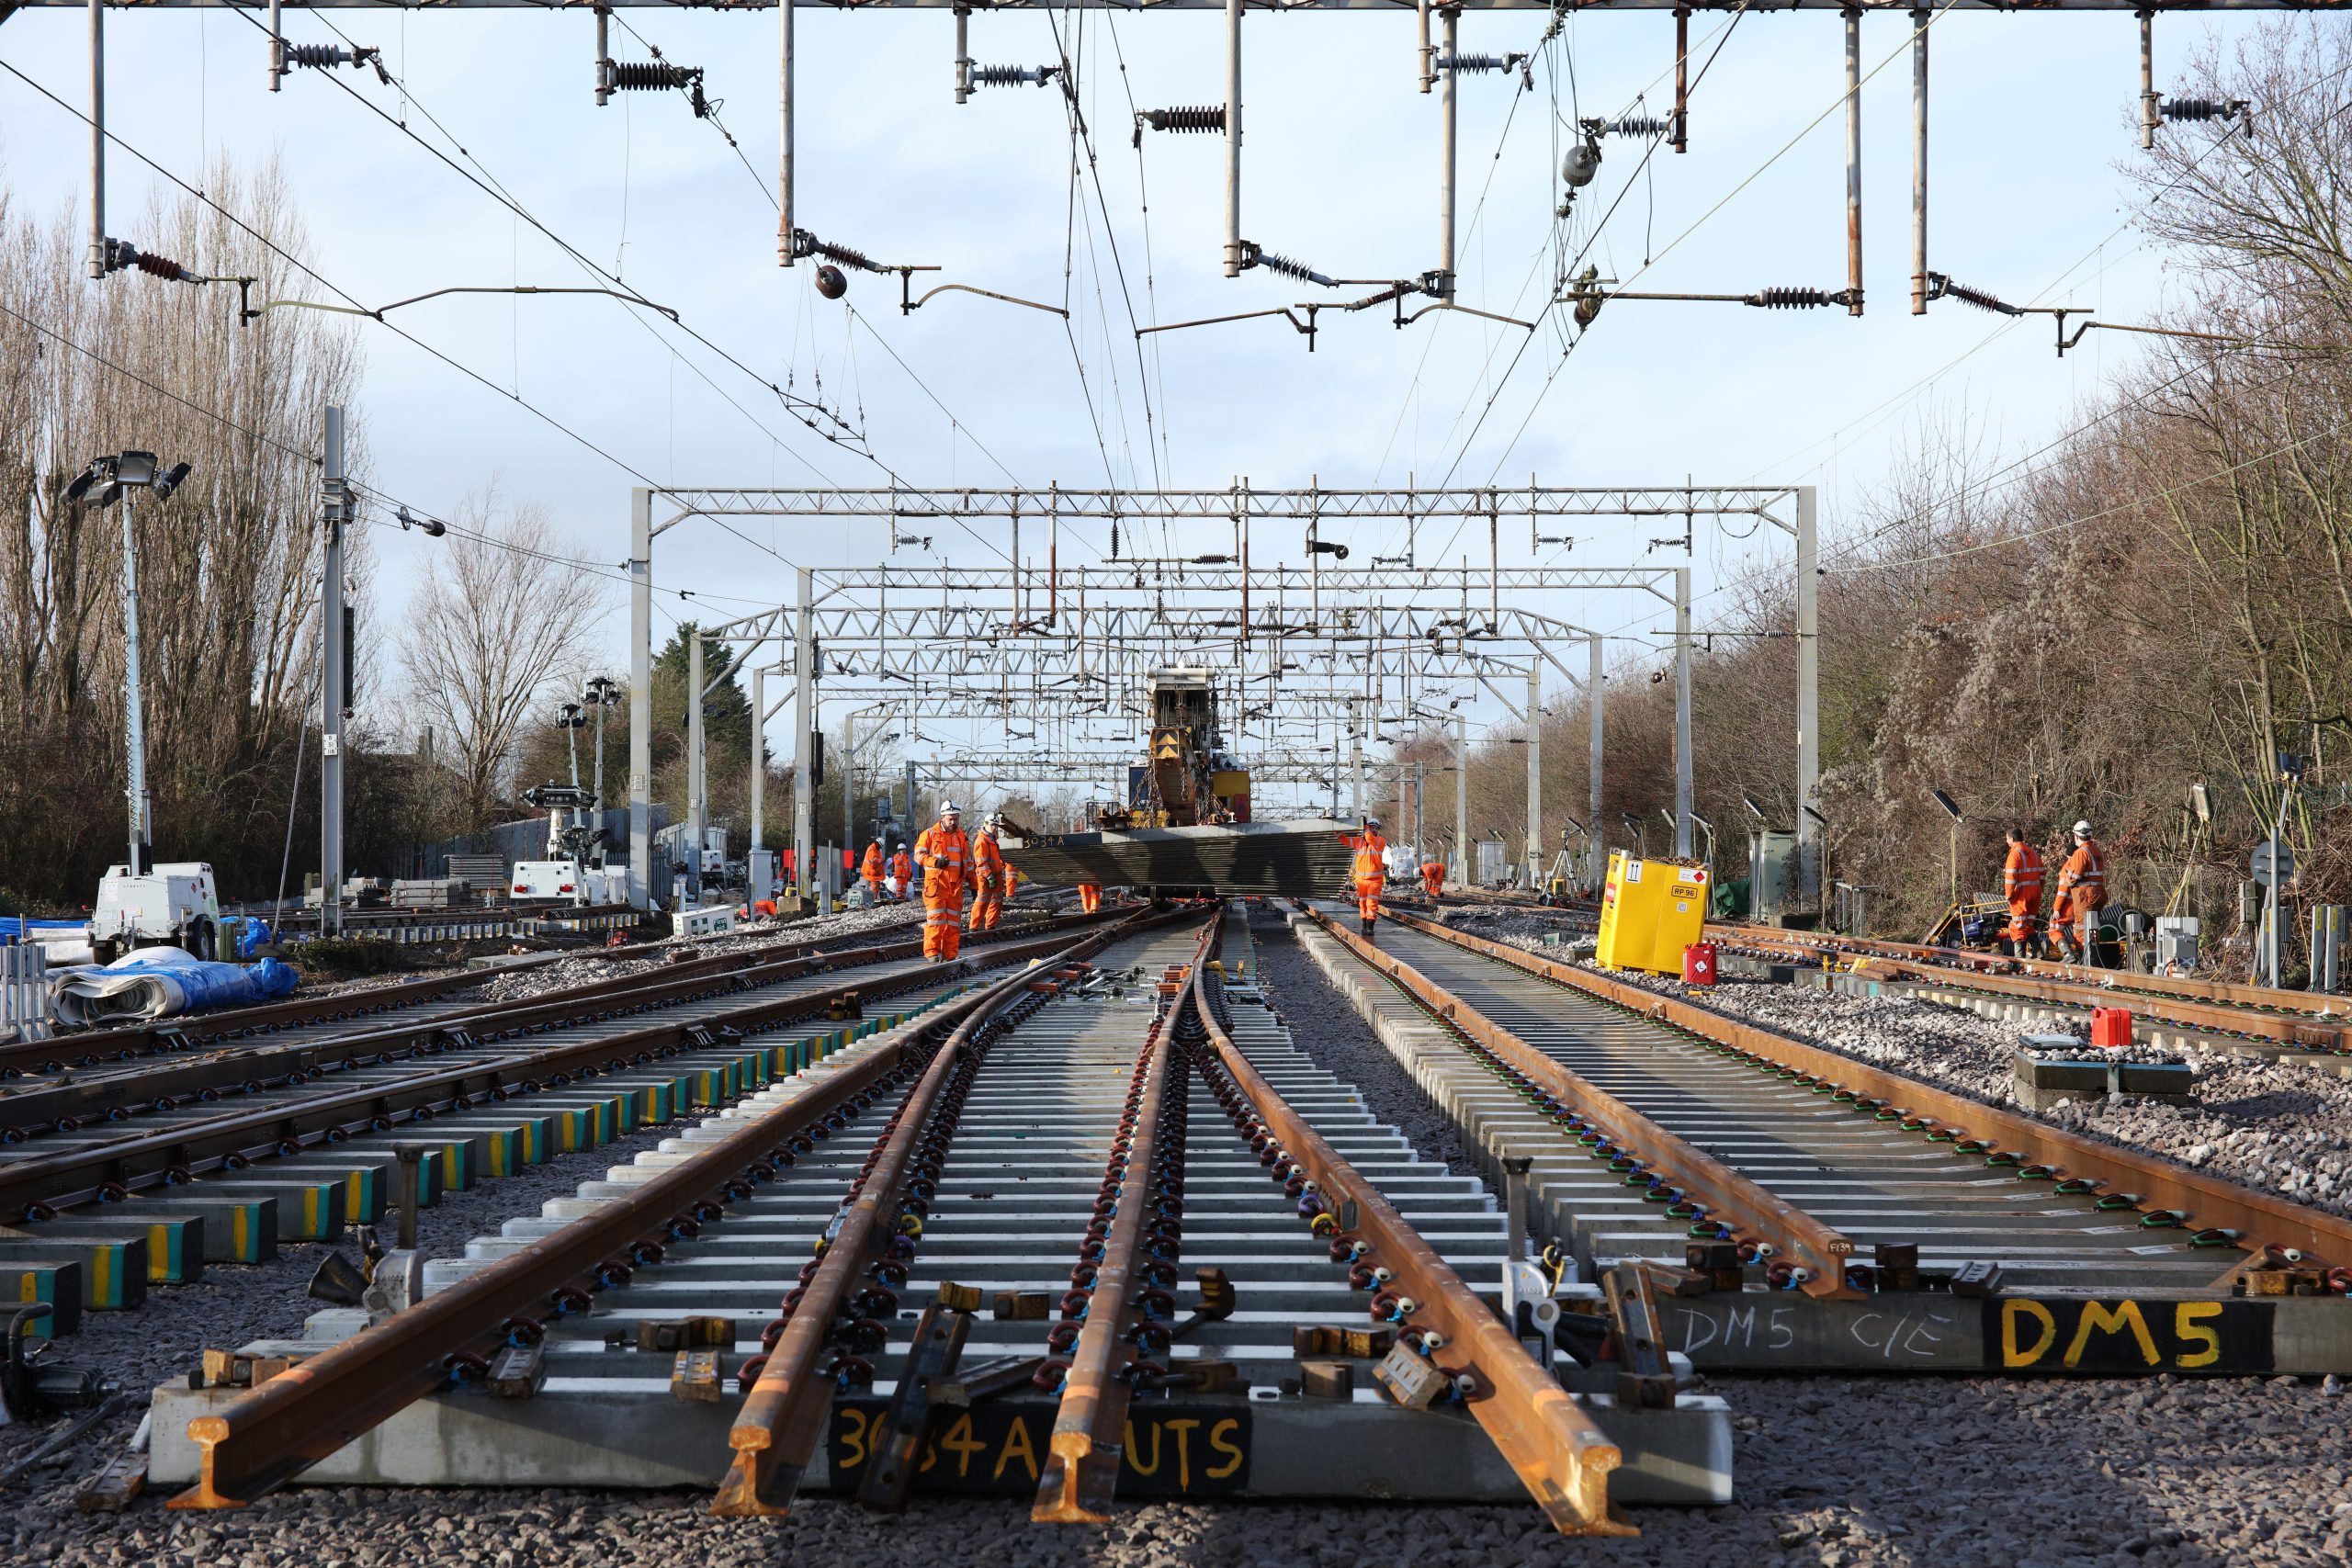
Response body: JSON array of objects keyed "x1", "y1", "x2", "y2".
[
  {"x1": 1999, "y1": 827, "x2": 2045, "y2": 959},
  {"x1": 967, "y1": 813, "x2": 1009, "y2": 932},
  {"x1": 1350, "y1": 817, "x2": 1390, "y2": 940},
  {"x1": 860, "y1": 840, "x2": 887, "y2": 903},
  {"x1": 1419, "y1": 857, "x2": 1446, "y2": 898},
  {"x1": 914, "y1": 802, "x2": 972, "y2": 961},
  {"x1": 1077, "y1": 882, "x2": 1102, "y2": 914},
  {"x1": 2048, "y1": 819, "x2": 2109, "y2": 964},
  {"x1": 888, "y1": 843, "x2": 912, "y2": 900}
]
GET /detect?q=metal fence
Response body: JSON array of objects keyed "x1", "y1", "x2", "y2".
[{"x1": 0, "y1": 942, "x2": 51, "y2": 1042}]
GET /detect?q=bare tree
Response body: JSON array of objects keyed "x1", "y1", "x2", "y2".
[
  {"x1": 399, "y1": 491, "x2": 609, "y2": 832},
  {"x1": 0, "y1": 160, "x2": 371, "y2": 905}
]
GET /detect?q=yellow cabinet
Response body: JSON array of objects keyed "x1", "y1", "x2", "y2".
[{"x1": 1594, "y1": 851, "x2": 1711, "y2": 976}]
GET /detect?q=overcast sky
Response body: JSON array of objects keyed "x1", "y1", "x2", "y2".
[{"x1": 0, "y1": 3, "x2": 2270, "y2": 817}]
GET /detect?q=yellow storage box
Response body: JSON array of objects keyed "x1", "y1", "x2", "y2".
[{"x1": 1594, "y1": 851, "x2": 1711, "y2": 976}]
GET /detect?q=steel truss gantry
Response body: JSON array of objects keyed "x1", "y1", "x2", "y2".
[{"x1": 625, "y1": 480, "x2": 1818, "y2": 909}]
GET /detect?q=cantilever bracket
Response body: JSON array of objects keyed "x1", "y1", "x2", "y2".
[
  {"x1": 895, "y1": 271, "x2": 1066, "y2": 320},
  {"x1": 1136, "y1": 306, "x2": 1320, "y2": 353}
]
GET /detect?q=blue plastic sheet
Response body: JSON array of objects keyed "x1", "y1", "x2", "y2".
[{"x1": 50, "y1": 947, "x2": 300, "y2": 1027}]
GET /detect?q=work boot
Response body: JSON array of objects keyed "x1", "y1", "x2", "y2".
[{"x1": 1361, "y1": 917, "x2": 1374, "y2": 939}]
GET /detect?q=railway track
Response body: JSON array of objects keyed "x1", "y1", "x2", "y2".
[
  {"x1": 1707, "y1": 919, "x2": 2352, "y2": 1066},
  {"x1": 1295, "y1": 900, "x2": 2352, "y2": 1376},
  {"x1": 1435, "y1": 888, "x2": 2352, "y2": 1069},
  {"x1": 0, "y1": 912, "x2": 1097, "y2": 1333},
  {"x1": 262, "y1": 903, "x2": 640, "y2": 947},
  {"x1": 5, "y1": 908, "x2": 807, "y2": 1077},
  {"x1": 141, "y1": 906, "x2": 1730, "y2": 1533}
]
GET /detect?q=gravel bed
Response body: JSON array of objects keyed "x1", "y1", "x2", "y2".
[
  {"x1": 1243, "y1": 909, "x2": 1487, "y2": 1182},
  {"x1": 9, "y1": 1371, "x2": 2347, "y2": 1566}
]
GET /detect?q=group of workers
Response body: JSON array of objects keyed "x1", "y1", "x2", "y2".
[
  {"x1": 2001, "y1": 819, "x2": 2109, "y2": 963},
  {"x1": 865, "y1": 801, "x2": 1107, "y2": 962},
  {"x1": 862, "y1": 802, "x2": 1435, "y2": 960},
  {"x1": 857, "y1": 840, "x2": 916, "y2": 901}
]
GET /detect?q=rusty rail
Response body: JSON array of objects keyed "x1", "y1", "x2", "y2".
[
  {"x1": 5, "y1": 912, "x2": 1122, "y2": 1216},
  {"x1": 7, "y1": 905, "x2": 1111, "y2": 1081},
  {"x1": 2, "y1": 927, "x2": 1041, "y2": 1220},
  {"x1": 1433, "y1": 889, "x2": 2350, "y2": 1045},
  {"x1": 1712, "y1": 921, "x2": 2352, "y2": 1052},
  {"x1": 166, "y1": 917, "x2": 1146, "y2": 1509},
  {"x1": 1311, "y1": 907, "x2": 1860, "y2": 1299},
  {"x1": 1190, "y1": 918, "x2": 1632, "y2": 1537},
  {"x1": 1386, "y1": 907, "x2": 2352, "y2": 1267},
  {"x1": 713, "y1": 907, "x2": 1197, "y2": 1516},
  {"x1": 1035, "y1": 932, "x2": 1211, "y2": 1522}
]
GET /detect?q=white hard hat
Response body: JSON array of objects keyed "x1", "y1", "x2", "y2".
[
  {"x1": 2073, "y1": 819, "x2": 2093, "y2": 837},
  {"x1": 1365, "y1": 817, "x2": 1383, "y2": 829},
  {"x1": 940, "y1": 800, "x2": 962, "y2": 816},
  {"x1": 986, "y1": 811, "x2": 1005, "y2": 829}
]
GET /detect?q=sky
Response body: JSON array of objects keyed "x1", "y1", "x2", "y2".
[{"x1": 0, "y1": 1, "x2": 2276, "y2": 818}]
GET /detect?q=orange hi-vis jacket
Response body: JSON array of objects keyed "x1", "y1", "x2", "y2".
[
  {"x1": 1420, "y1": 860, "x2": 1446, "y2": 895},
  {"x1": 2002, "y1": 843, "x2": 2045, "y2": 907},
  {"x1": 970, "y1": 831, "x2": 1007, "y2": 894},
  {"x1": 890, "y1": 850, "x2": 912, "y2": 886},
  {"x1": 2054, "y1": 840, "x2": 2108, "y2": 913},
  {"x1": 1351, "y1": 832, "x2": 1389, "y2": 889},
  {"x1": 861, "y1": 843, "x2": 886, "y2": 884},
  {"x1": 914, "y1": 824, "x2": 971, "y2": 902}
]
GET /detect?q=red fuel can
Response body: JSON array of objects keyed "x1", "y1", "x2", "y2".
[
  {"x1": 1682, "y1": 942, "x2": 1718, "y2": 987},
  {"x1": 2090, "y1": 1007, "x2": 2133, "y2": 1050}
]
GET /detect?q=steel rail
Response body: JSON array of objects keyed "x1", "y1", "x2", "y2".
[
  {"x1": 1308, "y1": 907, "x2": 1861, "y2": 1299},
  {"x1": 169, "y1": 916, "x2": 1151, "y2": 1509},
  {"x1": 1711, "y1": 921, "x2": 2352, "y2": 1050},
  {"x1": 1431, "y1": 891, "x2": 2351, "y2": 1044},
  {"x1": 6, "y1": 965, "x2": 491, "y2": 1075},
  {"x1": 1385, "y1": 908, "x2": 2352, "y2": 1267},
  {"x1": 3, "y1": 940, "x2": 874, "y2": 1132},
  {"x1": 9, "y1": 907, "x2": 860, "y2": 1073},
  {"x1": 1186, "y1": 919, "x2": 1631, "y2": 1536},
  {"x1": 712, "y1": 907, "x2": 1199, "y2": 1515},
  {"x1": 1, "y1": 922, "x2": 1093, "y2": 1223},
  {"x1": 1034, "y1": 928, "x2": 1211, "y2": 1522},
  {"x1": 2, "y1": 911, "x2": 1105, "y2": 1130}
]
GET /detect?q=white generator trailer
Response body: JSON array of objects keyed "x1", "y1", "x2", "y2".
[{"x1": 89, "y1": 861, "x2": 221, "y2": 963}]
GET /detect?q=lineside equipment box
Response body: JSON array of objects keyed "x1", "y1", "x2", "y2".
[{"x1": 1595, "y1": 852, "x2": 1710, "y2": 976}]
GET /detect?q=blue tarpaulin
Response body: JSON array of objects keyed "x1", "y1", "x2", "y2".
[{"x1": 50, "y1": 947, "x2": 300, "y2": 1028}]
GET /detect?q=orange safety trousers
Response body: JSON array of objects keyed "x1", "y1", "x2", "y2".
[
  {"x1": 967, "y1": 888, "x2": 1002, "y2": 931},
  {"x1": 923, "y1": 887, "x2": 964, "y2": 960},
  {"x1": 1355, "y1": 879, "x2": 1384, "y2": 922},
  {"x1": 1078, "y1": 884, "x2": 1102, "y2": 914}
]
